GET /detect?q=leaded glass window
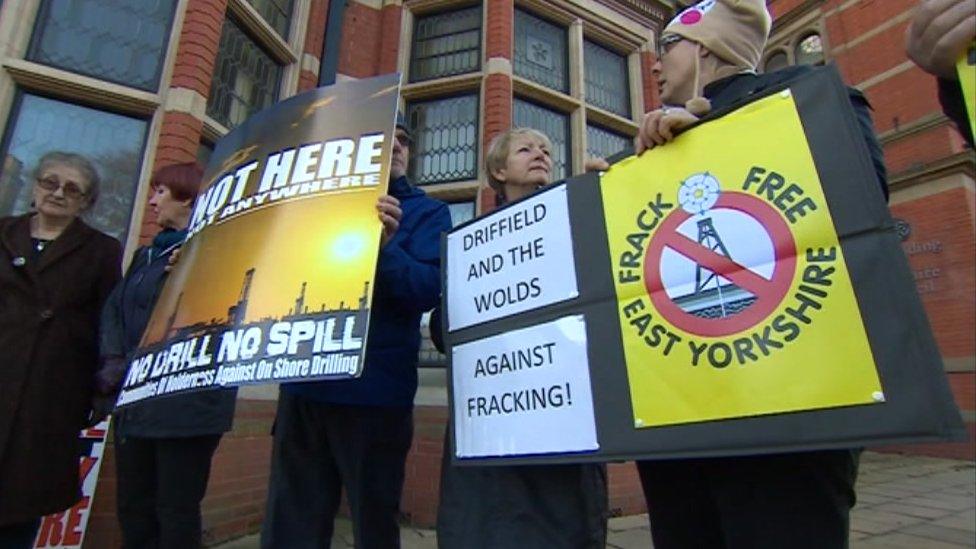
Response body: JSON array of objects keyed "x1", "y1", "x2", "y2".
[
  {"x1": 586, "y1": 124, "x2": 631, "y2": 161},
  {"x1": 207, "y1": 18, "x2": 282, "y2": 129},
  {"x1": 407, "y1": 95, "x2": 479, "y2": 185},
  {"x1": 795, "y1": 33, "x2": 824, "y2": 66},
  {"x1": 0, "y1": 93, "x2": 148, "y2": 240},
  {"x1": 584, "y1": 40, "x2": 630, "y2": 117},
  {"x1": 28, "y1": 0, "x2": 178, "y2": 91},
  {"x1": 513, "y1": 99, "x2": 570, "y2": 181},
  {"x1": 514, "y1": 9, "x2": 569, "y2": 93},
  {"x1": 410, "y1": 6, "x2": 481, "y2": 82},
  {"x1": 246, "y1": 0, "x2": 294, "y2": 38},
  {"x1": 448, "y1": 201, "x2": 476, "y2": 227}
]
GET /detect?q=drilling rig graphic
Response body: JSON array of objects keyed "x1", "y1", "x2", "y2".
[
  {"x1": 671, "y1": 173, "x2": 757, "y2": 319},
  {"x1": 227, "y1": 268, "x2": 255, "y2": 326}
]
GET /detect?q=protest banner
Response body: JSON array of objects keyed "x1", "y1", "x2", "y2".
[
  {"x1": 34, "y1": 421, "x2": 109, "y2": 549},
  {"x1": 116, "y1": 74, "x2": 400, "y2": 407},
  {"x1": 446, "y1": 185, "x2": 579, "y2": 330},
  {"x1": 442, "y1": 66, "x2": 965, "y2": 464},
  {"x1": 451, "y1": 315, "x2": 597, "y2": 457},
  {"x1": 958, "y1": 44, "x2": 975, "y2": 140}
]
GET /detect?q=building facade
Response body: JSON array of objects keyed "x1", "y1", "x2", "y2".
[{"x1": 0, "y1": 0, "x2": 971, "y2": 546}]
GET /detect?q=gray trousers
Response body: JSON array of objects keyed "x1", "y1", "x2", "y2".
[
  {"x1": 261, "y1": 392, "x2": 413, "y2": 549},
  {"x1": 436, "y1": 430, "x2": 609, "y2": 549}
]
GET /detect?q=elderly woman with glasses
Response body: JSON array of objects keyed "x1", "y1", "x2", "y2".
[
  {"x1": 435, "y1": 128, "x2": 609, "y2": 549},
  {"x1": 0, "y1": 151, "x2": 121, "y2": 548}
]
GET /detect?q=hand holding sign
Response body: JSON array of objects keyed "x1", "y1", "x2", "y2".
[
  {"x1": 905, "y1": 0, "x2": 975, "y2": 79},
  {"x1": 637, "y1": 106, "x2": 700, "y2": 153},
  {"x1": 377, "y1": 195, "x2": 402, "y2": 247}
]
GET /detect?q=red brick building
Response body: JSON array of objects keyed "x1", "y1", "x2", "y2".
[
  {"x1": 0, "y1": 0, "x2": 970, "y2": 546},
  {"x1": 766, "y1": 0, "x2": 975, "y2": 461}
]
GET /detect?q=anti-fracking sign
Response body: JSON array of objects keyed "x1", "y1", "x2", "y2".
[
  {"x1": 606, "y1": 91, "x2": 882, "y2": 429},
  {"x1": 116, "y1": 74, "x2": 401, "y2": 407},
  {"x1": 441, "y1": 66, "x2": 964, "y2": 465}
]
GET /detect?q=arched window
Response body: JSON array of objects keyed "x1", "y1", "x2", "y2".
[
  {"x1": 764, "y1": 51, "x2": 789, "y2": 73},
  {"x1": 795, "y1": 33, "x2": 825, "y2": 66}
]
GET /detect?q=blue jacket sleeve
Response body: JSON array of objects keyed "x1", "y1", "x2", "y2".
[{"x1": 376, "y1": 202, "x2": 452, "y2": 313}]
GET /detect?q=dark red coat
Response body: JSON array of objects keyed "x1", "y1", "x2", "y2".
[{"x1": 0, "y1": 214, "x2": 121, "y2": 525}]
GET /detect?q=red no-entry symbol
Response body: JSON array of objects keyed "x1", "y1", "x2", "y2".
[{"x1": 644, "y1": 192, "x2": 797, "y2": 337}]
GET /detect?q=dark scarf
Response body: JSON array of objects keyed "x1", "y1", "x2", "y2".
[{"x1": 149, "y1": 228, "x2": 186, "y2": 262}]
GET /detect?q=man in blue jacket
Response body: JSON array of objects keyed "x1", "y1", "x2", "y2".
[{"x1": 261, "y1": 115, "x2": 452, "y2": 549}]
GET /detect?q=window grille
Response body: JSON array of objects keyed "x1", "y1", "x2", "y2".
[
  {"x1": 410, "y1": 6, "x2": 482, "y2": 82},
  {"x1": 514, "y1": 9, "x2": 569, "y2": 93},
  {"x1": 28, "y1": 0, "x2": 178, "y2": 91},
  {"x1": 407, "y1": 95, "x2": 480, "y2": 185}
]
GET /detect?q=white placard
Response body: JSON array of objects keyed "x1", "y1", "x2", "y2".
[
  {"x1": 452, "y1": 315, "x2": 598, "y2": 458},
  {"x1": 446, "y1": 185, "x2": 579, "y2": 331}
]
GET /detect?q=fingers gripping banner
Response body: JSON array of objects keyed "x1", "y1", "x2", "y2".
[
  {"x1": 603, "y1": 90, "x2": 882, "y2": 428},
  {"x1": 117, "y1": 74, "x2": 401, "y2": 407},
  {"x1": 443, "y1": 67, "x2": 964, "y2": 465}
]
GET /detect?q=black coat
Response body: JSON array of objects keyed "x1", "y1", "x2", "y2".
[
  {"x1": 100, "y1": 237, "x2": 236, "y2": 438},
  {"x1": 938, "y1": 76, "x2": 974, "y2": 148},
  {"x1": 702, "y1": 65, "x2": 889, "y2": 198},
  {"x1": 0, "y1": 214, "x2": 120, "y2": 524}
]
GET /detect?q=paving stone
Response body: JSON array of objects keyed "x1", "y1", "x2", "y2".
[
  {"x1": 212, "y1": 533, "x2": 259, "y2": 548},
  {"x1": 872, "y1": 502, "x2": 956, "y2": 519},
  {"x1": 607, "y1": 526, "x2": 653, "y2": 549},
  {"x1": 931, "y1": 511, "x2": 976, "y2": 532},
  {"x1": 857, "y1": 485, "x2": 924, "y2": 498},
  {"x1": 401, "y1": 529, "x2": 438, "y2": 549},
  {"x1": 850, "y1": 516, "x2": 907, "y2": 535},
  {"x1": 852, "y1": 532, "x2": 970, "y2": 549},
  {"x1": 899, "y1": 494, "x2": 976, "y2": 512},
  {"x1": 902, "y1": 522, "x2": 976, "y2": 546},
  {"x1": 610, "y1": 514, "x2": 650, "y2": 531}
]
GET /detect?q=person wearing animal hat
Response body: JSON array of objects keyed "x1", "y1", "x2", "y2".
[{"x1": 634, "y1": 1, "x2": 889, "y2": 548}]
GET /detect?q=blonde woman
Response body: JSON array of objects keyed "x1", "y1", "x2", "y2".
[{"x1": 435, "y1": 128, "x2": 608, "y2": 549}]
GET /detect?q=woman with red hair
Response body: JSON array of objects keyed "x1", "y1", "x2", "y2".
[{"x1": 97, "y1": 162, "x2": 237, "y2": 549}]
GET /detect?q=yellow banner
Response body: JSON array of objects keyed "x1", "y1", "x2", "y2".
[
  {"x1": 601, "y1": 90, "x2": 883, "y2": 428},
  {"x1": 958, "y1": 44, "x2": 975, "y2": 141}
]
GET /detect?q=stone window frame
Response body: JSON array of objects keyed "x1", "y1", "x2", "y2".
[
  {"x1": 398, "y1": 0, "x2": 652, "y2": 211},
  {"x1": 0, "y1": 0, "x2": 189, "y2": 257},
  {"x1": 201, "y1": 0, "x2": 310, "y2": 143},
  {"x1": 762, "y1": 6, "x2": 830, "y2": 73},
  {"x1": 0, "y1": 0, "x2": 313, "y2": 261},
  {"x1": 510, "y1": 1, "x2": 644, "y2": 178}
]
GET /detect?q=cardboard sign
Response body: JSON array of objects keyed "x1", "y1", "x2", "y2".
[
  {"x1": 452, "y1": 315, "x2": 598, "y2": 458},
  {"x1": 34, "y1": 422, "x2": 110, "y2": 549},
  {"x1": 442, "y1": 66, "x2": 964, "y2": 465},
  {"x1": 603, "y1": 91, "x2": 882, "y2": 428},
  {"x1": 118, "y1": 74, "x2": 400, "y2": 407},
  {"x1": 446, "y1": 185, "x2": 578, "y2": 331}
]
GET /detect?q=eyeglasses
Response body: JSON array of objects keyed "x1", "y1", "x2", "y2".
[
  {"x1": 656, "y1": 34, "x2": 684, "y2": 59},
  {"x1": 36, "y1": 176, "x2": 89, "y2": 200}
]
